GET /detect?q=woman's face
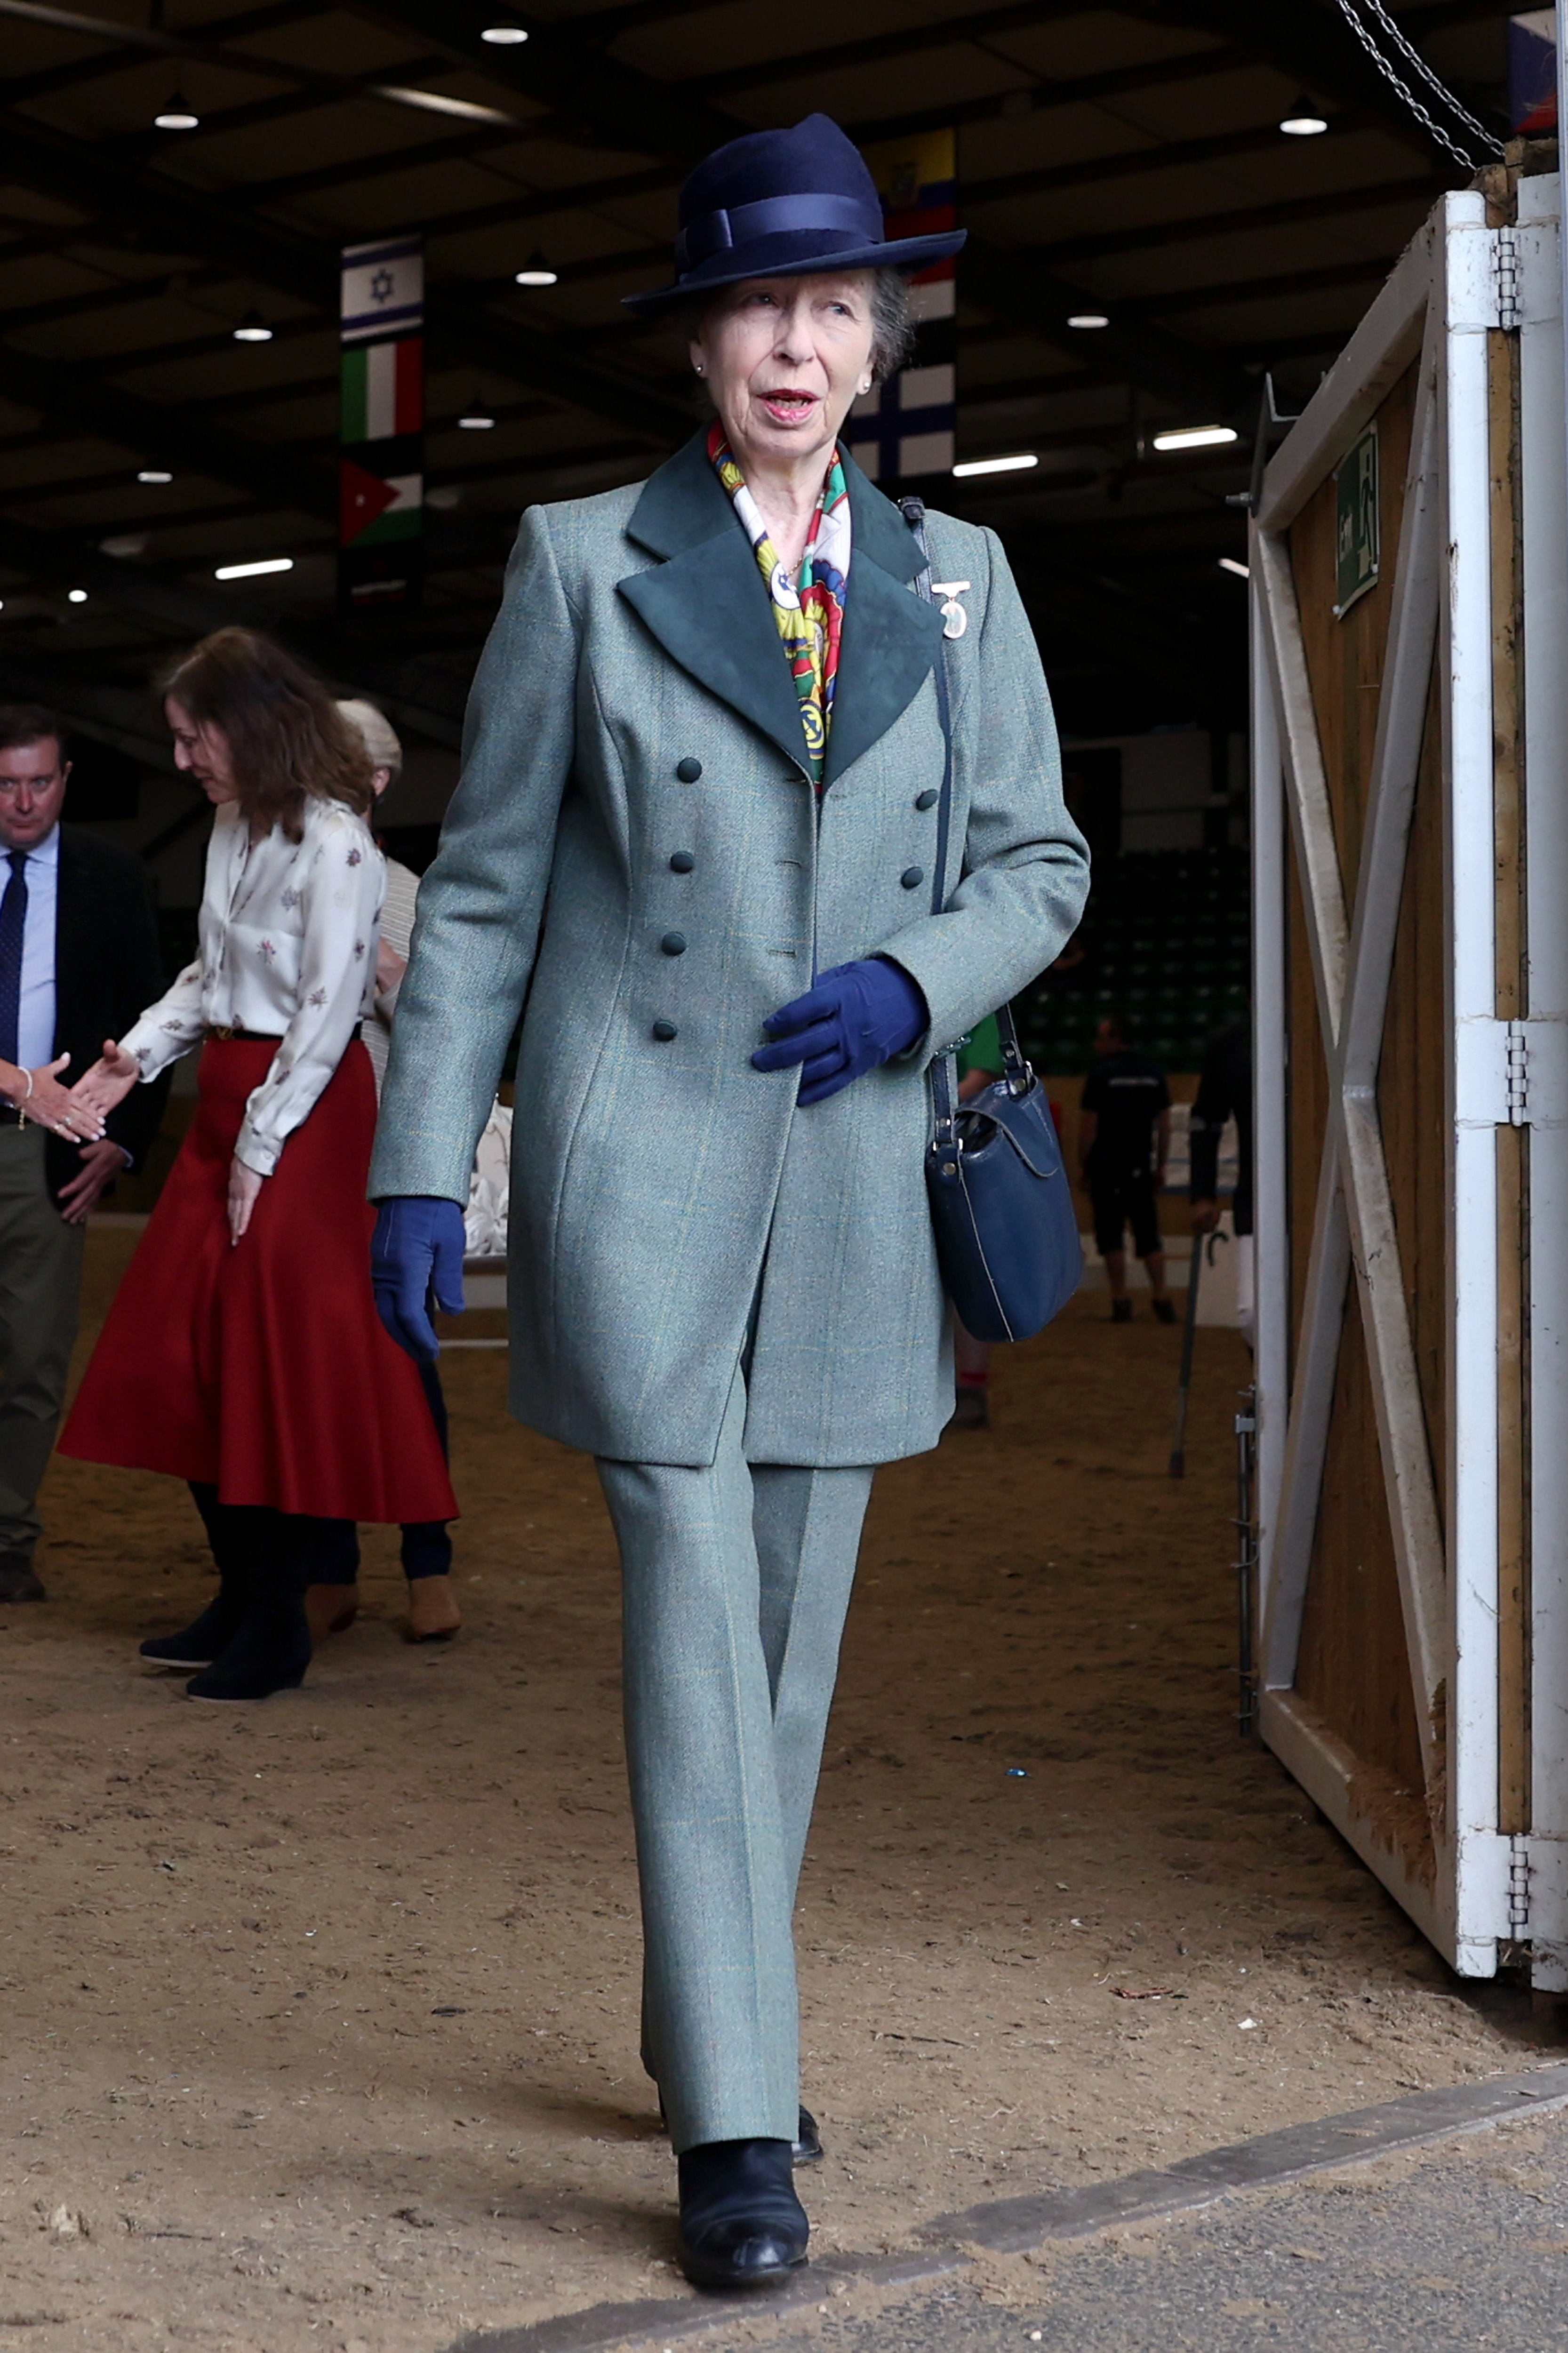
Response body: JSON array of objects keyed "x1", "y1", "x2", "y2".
[
  {"x1": 166, "y1": 697, "x2": 241, "y2": 805},
  {"x1": 691, "y1": 274, "x2": 877, "y2": 475}
]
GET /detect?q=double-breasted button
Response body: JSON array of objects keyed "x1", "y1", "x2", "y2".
[
  {"x1": 669, "y1": 851, "x2": 695, "y2": 873},
  {"x1": 915, "y1": 788, "x2": 939, "y2": 811},
  {"x1": 651, "y1": 1019, "x2": 678, "y2": 1041},
  {"x1": 660, "y1": 931, "x2": 687, "y2": 956},
  {"x1": 675, "y1": 756, "x2": 703, "y2": 783},
  {"x1": 901, "y1": 865, "x2": 925, "y2": 890}
]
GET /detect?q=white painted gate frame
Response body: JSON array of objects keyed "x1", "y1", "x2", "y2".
[{"x1": 1249, "y1": 191, "x2": 1525, "y2": 1977}]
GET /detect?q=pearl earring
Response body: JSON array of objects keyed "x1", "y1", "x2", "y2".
[{"x1": 694, "y1": 363, "x2": 704, "y2": 376}]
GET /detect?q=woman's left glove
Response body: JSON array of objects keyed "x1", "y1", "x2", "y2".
[
  {"x1": 752, "y1": 957, "x2": 928, "y2": 1106},
  {"x1": 372, "y1": 1195, "x2": 467, "y2": 1361}
]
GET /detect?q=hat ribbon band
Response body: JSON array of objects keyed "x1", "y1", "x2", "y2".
[{"x1": 675, "y1": 191, "x2": 878, "y2": 274}]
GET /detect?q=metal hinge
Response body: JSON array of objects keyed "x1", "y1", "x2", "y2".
[
  {"x1": 1511, "y1": 1833, "x2": 1533, "y2": 1935},
  {"x1": 1494, "y1": 227, "x2": 1522, "y2": 331},
  {"x1": 1456, "y1": 1017, "x2": 1568, "y2": 1129},
  {"x1": 1506, "y1": 1019, "x2": 1529, "y2": 1126}
]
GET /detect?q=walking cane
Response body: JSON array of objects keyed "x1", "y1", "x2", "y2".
[{"x1": 1169, "y1": 1229, "x2": 1227, "y2": 1478}]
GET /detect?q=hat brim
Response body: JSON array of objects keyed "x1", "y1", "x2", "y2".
[{"x1": 621, "y1": 228, "x2": 966, "y2": 314}]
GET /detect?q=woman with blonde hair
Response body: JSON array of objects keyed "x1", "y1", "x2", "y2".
[
  {"x1": 301, "y1": 696, "x2": 462, "y2": 1647},
  {"x1": 60, "y1": 629, "x2": 456, "y2": 1702}
]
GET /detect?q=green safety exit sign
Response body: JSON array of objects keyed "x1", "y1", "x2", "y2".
[{"x1": 1335, "y1": 424, "x2": 1379, "y2": 616}]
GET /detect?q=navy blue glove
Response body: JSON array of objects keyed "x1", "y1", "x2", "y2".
[
  {"x1": 371, "y1": 1194, "x2": 467, "y2": 1362},
  {"x1": 752, "y1": 957, "x2": 928, "y2": 1106}
]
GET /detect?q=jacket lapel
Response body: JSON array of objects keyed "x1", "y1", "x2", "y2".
[
  {"x1": 617, "y1": 432, "x2": 945, "y2": 785},
  {"x1": 819, "y1": 449, "x2": 942, "y2": 791},
  {"x1": 823, "y1": 452, "x2": 945, "y2": 787},
  {"x1": 618, "y1": 433, "x2": 809, "y2": 775}
]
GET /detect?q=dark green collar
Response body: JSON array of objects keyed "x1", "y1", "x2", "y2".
[{"x1": 618, "y1": 430, "x2": 943, "y2": 785}]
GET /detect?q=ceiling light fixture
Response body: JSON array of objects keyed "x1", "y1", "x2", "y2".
[
  {"x1": 481, "y1": 23, "x2": 529, "y2": 40},
  {"x1": 154, "y1": 84, "x2": 199, "y2": 129},
  {"x1": 215, "y1": 556, "x2": 293, "y2": 580},
  {"x1": 67, "y1": 589, "x2": 88, "y2": 603},
  {"x1": 514, "y1": 254, "x2": 559, "y2": 287},
  {"x1": 374, "y1": 84, "x2": 515, "y2": 123},
  {"x1": 1218, "y1": 556, "x2": 1250, "y2": 579},
  {"x1": 1152, "y1": 424, "x2": 1239, "y2": 451},
  {"x1": 1067, "y1": 312, "x2": 1110, "y2": 329},
  {"x1": 233, "y1": 311, "x2": 273, "y2": 343},
  {"x1": 136, "y1": 468, "x2": 173, "y2": 484},
  {"x1": 952, "y1": 453, "x2": 1039, "y2": 478},
  {"x1": 1279, "y1": 98, "x2": 1328, "y2": 135},
  {"x1": 457, "y1": 398, "x2": 495, "y2": 429}
]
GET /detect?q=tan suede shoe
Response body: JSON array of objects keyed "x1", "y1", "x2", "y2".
[{"x1": 407, "y1": 1576, "x2": 461, "y2": 1642}]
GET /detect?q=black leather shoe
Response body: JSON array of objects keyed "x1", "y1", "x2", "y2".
[
  {"x1": 676, "y1": 2137, "x2": 808, "y2": 2291},
  {"x1": 140, "y1": 1591, "x2": 246, "y2": 1671},
  {"x1": 0, "y1": 1551, "x2": 45, "y2": 1603}
]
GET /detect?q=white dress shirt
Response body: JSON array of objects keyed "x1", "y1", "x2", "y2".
[
  {"x1": 6, "y1": 823, "x2": 60, "y2": 1073},
  {"x1": 123, "y1": 797, "x2": 384, "y2": 1177}
]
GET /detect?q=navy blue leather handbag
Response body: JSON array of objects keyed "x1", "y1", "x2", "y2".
[{"x1": 902, "y1": 500, "x2": 1083, "y2": 1345}]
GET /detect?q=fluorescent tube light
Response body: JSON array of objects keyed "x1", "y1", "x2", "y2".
[
  {"x1": 1218, "y1": 556, "x2": 1250, "y2": 579},
  {"x1": 951, "y1": 453, "x2": 1039, "y2": 478},
  {"x1": 374, "y1": 84, "x2": 516, "y2": 123},
  {"x1": 215, "y1": 557, "x2": 294, "y2": 580},
  {"x1": 481, "y1": 24, "x2": 528, "y2": 39},
  {"x1": 1152, "y1": 425, "x2": 1239, "y2": 451},
  {"x1": 136, "y1": 469, "x2": 173, "y2": 484},
  {"x1": 67, "y1": 589, "x2": 88, "y2": 603},
  {"x1": 1067, "y1": 312, "x2": 1109, "y2": 329}
]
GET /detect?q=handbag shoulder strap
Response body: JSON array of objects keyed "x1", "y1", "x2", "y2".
[{"x1": 898, "y1": 497, "x2": 1030, "y2": 1120}]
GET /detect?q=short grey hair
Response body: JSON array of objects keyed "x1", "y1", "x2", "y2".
[
  {"x1": 680, "y1": 267, "x2": 915, "y2": 386},
  {"x1": 336, "y1": 696, "x2": 402, "y2": 779}
]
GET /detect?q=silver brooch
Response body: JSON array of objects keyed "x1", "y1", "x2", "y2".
[{"x1": 932, "y1": 580, "x2": 971, "y2": 640}]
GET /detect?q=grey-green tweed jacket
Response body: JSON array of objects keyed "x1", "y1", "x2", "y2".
[{"x1": 370, "y1": 433, "x2": 1089, "y2": 1467}]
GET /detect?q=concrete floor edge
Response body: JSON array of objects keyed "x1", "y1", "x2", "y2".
[{"x1": 438, "y1": 2059, "x2": 1568, "y2": 2353}]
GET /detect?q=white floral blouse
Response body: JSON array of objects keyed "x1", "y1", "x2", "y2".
[{"x1": 121, "y1": 796, "x2": 385, "y2": 1177}]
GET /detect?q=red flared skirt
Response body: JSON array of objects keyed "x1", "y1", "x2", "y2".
[{"x1": 60, "y1": 1038, "x2": 458, "y2": 1524}]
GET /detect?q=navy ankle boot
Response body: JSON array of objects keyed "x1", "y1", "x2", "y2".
[{"x1": 186, "y1": 1507, "x2": 312, "y2": 1703}]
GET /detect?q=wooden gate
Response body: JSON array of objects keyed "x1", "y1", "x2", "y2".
[{"x1": 1250, "y1": 175, "x2": 1568, "y2": 1979}]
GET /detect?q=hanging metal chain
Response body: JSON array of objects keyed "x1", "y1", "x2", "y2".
[
  {"x1": 1356, "y1": 0, "x2": 1501, "y2": 148},
  {"x1": 1332, "y1": 0, "x2": 1500, "y2": 169}
]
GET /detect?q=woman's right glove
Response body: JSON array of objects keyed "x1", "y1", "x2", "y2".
[{"x1": 372, "y1": 1195, "x2": 467, "y2": 1361}]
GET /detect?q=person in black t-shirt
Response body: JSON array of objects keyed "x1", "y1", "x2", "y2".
[{"x1": 1078, "y1": 1014, "x2": 1175, "y2": 1324}]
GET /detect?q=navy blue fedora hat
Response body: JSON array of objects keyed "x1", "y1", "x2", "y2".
[{"x1": 622, "y1": 112, "x2": 965, "y2": 314}]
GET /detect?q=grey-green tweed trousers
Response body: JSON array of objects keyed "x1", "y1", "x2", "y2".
[{"x1": 597, "y1": 1369, "x2": 873, "y2": 2153}]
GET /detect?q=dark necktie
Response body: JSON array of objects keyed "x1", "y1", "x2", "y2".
[{"x1": 0, "y1": 851, "x2": 26, "y2": 1071}]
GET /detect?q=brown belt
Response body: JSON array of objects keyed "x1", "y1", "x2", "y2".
[{"x1": 206, "y1": 1024, "x2": 283, "y2": 1044}]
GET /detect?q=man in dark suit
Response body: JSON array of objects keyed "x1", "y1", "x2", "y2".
[{"x1": 0, "y1": 706, "x2": 167, "y2": 1602}]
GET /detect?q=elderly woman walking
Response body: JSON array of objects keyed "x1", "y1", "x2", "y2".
[{"x1": 370, "y1": 112, "x2": 1088, "y2": 2290}]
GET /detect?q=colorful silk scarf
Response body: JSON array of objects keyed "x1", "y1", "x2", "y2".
[{"x1": 708, "y1": 421, "x2": 850, "y2": 788}]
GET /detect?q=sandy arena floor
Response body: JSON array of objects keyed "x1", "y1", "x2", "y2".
[{"x1": 0, "y1": 1231, "x2": 1552, "y2": 2353}]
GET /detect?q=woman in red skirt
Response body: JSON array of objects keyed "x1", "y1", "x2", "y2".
[{"x1": 61, "y1": 628, "x2": 456, "y2": 1702}]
